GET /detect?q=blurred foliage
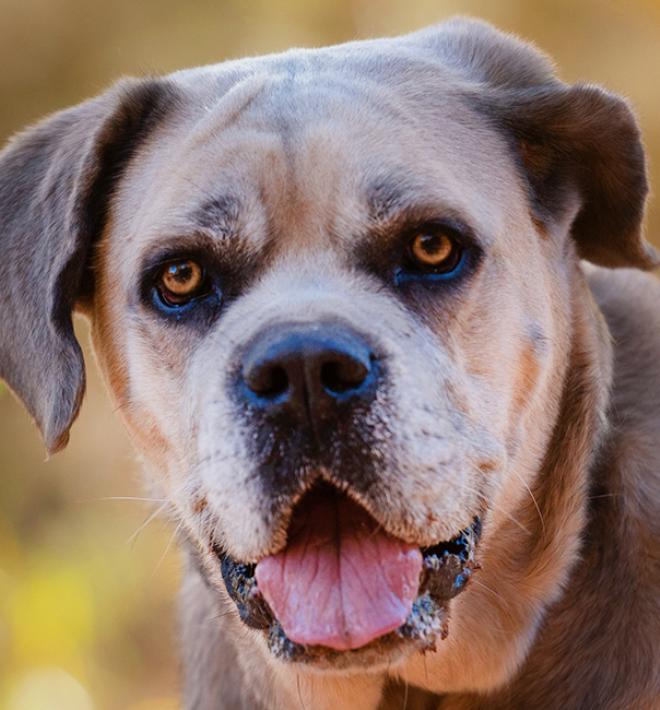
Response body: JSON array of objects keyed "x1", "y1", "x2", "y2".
[
  {"x1": 0, "y1": 322, "x2": 180, "y2": 709},
  {"x1": 0, "y1": 1, "x2": 658, "y2": 708}
]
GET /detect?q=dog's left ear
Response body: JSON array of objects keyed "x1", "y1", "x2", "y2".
[
  {"x1": 415, "y1": 18, "x2": 658, "y2": 270},
  {"x1": 490, "y1": 82, "x2": 659, "y2": 269},
  {"x1": 0, "y1": 78, "x2": 177, "y2": 454}
]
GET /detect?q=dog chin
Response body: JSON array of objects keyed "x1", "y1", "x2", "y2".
[
  {"x1": 258, "y1": 618, "x2": 441, "y2": 673},
  {"x1": 212, "y1": 485, "x2": 481, "y2": 670}
]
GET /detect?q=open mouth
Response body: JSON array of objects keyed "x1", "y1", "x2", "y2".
[{"x1": 215, "y1": 484, "x2": 480, "y2": 664}]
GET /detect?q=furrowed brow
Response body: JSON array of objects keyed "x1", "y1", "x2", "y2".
[
  {"x1": 365, "y1": 178, "x2": 469, "y2": 235},
  {"x1": 189, "y1": 195, "x2": 241, "y2": 238},
  {"x1": 366, "y1": 179, "x2": 418, "y2": 223}
]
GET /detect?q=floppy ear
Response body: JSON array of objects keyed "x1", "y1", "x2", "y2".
[
  {"x1": 490, "y1": 82, "x2": 658, "y2": 269},
  {"x1": 0, "y1": 78, "x2": 176, "y2": 454},
  {"x1": 414, "y1": 17, "x2": 658, "y2": 270}
]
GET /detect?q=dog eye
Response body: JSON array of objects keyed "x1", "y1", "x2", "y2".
[
  {"x1": 157, "y1": 259, "x2": 206, "y2": 306},
  {"x1": 408, "y1": 229, "x2": 461, "y2": 271}
]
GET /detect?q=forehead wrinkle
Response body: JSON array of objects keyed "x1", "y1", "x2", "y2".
[
  {"x1": 365, "y1": 178, "x2": 425, "y2": 223},
  {"x1": 249, "y1": 80, "x2": 415, "y2": 250},
  {"x1": 355, "y1": 172, "x2": 499, "y2": 250},
  {"x1": 252, "y1": 61, "x2": 411, "y2": 119},
  {"x1": 363, "y1": 177, "x2": 462, "y2": 228},
  {"x1": 189, "y1": 194, "x2": 241, "y2": 239},
  {"x1": 184, "y1": 73, "x2": 271, "y2": 150}
]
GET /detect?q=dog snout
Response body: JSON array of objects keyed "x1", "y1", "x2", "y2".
[{"x1": 238, "y1": 323, "x2": 379, "y2": 426}]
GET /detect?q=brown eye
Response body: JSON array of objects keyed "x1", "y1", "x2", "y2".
[
  {"x1": 409, "y1": 230, "x2": 457, "y2": 269},
  {"x1": 158, "y1": 259, "x2": 205, "y2": 304}
]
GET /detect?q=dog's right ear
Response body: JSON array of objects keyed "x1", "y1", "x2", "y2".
[{"x1": 0, "y1": 78, "x2": 177, "y2": 454}]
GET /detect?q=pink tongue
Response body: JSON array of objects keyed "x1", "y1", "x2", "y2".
[{"x1": 255, "y1": 490, "x2": 422, "y2": 651}]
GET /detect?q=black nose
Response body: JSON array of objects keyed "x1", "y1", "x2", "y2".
[{"x1": 239, "y1": 323, "x2": 378, "y2": 427}]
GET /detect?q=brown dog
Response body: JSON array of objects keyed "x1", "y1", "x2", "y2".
[{"x1": 1, "y1": 17, "x2": 659, "y2": 709}]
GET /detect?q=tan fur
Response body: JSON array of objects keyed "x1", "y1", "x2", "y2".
[
  {"x1": 1, "y1": 17, "x2": 659, "y2": 710},
  {"x1": 79, "y1": 24, "x2": 660, "y2": 710}
]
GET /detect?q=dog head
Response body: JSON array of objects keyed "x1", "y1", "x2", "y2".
[{"x1": 1, "y1": 18, "x2": 656, "y2": 674}]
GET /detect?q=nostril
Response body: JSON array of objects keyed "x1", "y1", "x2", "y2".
[
  {"x1": 246, "y1": 365, "x2": 289, "y2": 398},
  {"x1": 239, "y1": 325, "x2": 379, "y2": 413},
  {"x1": 320, "y1": 357, "x2": 370, "y2": 395}
]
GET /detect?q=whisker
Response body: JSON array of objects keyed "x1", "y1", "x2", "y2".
[
  {"x1": 471, "y1": 577, "x2": 509, "y2": 606},
  {"x1": 460, "y1": 477, "x2": 532, "y2": 536},
  {"x1": 150, "y1": 520, "x2": 183, "y2": 579},
  {"x1": 97, "y1": 496, "x2": 167, "y2": 503},
  {"x1": 510, "y1": 469, "x2": 545, "y2": 535},
  {"x1": 464, "y1": 465, "x2": 533, "y2": 535},
  {"x1": 489, "y1": 501, "x2": 531, "y2": 535},
  {"x1": 127, "y1": 500, "x2": 171, "y2": 547},
  {"x1": 470, "y1": 579, "x2": 517, "y2": 630},
  {"x1": 206, "y1": 609, "x2": 237, "y2": 624}
]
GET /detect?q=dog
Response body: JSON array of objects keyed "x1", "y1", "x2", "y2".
[{"x1": 1, "y1": 17, "x2": 659, "y2": 709}]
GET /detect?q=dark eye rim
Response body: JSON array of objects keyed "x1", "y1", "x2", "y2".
[
  {"x1": 140, "y1": 252, "x2": 223, "y2": 320},
  {"x1": 395, "y1": 219, "x2": 481, "y2": 286}
]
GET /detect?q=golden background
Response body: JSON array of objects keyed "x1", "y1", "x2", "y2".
[{"x1": 1, "y1": 1, "x2": 659, "y2": 708}]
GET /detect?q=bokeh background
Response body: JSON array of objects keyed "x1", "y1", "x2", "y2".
[{"x1": 1, "y1": 1, "x2": 659, "y2": 708}]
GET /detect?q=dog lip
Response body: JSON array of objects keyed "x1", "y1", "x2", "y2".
[{"x1": 213, "y1": 515, "x2": 481, "y2": 661}]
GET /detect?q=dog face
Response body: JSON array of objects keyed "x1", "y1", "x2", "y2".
[
  {"x1": 97, "y1": 67, "x2": 552, "y2": 553},
  {"x1": 0, "y1": 19, "x2": 656, "y2": 675}
]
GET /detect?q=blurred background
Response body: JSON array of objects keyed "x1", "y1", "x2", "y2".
[{"x1": 0, "y1": 1, "x2": 658, "y2": 708}]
